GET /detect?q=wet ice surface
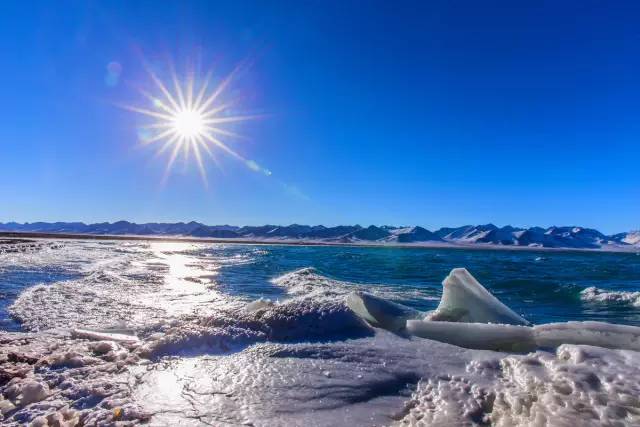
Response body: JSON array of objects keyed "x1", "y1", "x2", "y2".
[
  {"x1": 9, "y1": 241, "x2": 242, "y2": 331},
  {"x1": 131, "y1": 334, "x2": 476, "y2": 427},
  {"x1": 1, "y1": 240, "x2": 640, "y2": 426}
]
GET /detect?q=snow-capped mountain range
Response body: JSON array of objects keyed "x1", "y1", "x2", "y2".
[{"x1": 1, "y1": 221, "x2": 639, "y2": 250}]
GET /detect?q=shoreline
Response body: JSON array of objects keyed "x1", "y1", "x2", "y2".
[{"x1": 1, "y1": 231, "x2": 637, "y2": 254}]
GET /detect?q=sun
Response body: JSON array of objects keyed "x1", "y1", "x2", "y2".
[
  {"x1": 172, "y1": 109, "x2": 205, "y2": 138},
  {"x1": 123, "y1": 62, "x2": 270, "y2": 184}
]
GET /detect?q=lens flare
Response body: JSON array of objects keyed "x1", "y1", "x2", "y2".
[{"x1": 123, "y1": 61, "x2": 270, "y2": 185}]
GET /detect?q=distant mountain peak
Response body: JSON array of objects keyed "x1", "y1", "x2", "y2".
[{"x1": 0, "y1": 221, "x2": 637, "y2": 250}]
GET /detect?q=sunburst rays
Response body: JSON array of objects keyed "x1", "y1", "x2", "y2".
[{"x1": 124, "y1": 62, "x2": 270, "y2": 185}]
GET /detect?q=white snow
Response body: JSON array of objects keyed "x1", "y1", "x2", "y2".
[
  {"x1": 621, "y1": 231, "x2": 640, "y2": 245},
  {"x1": 398, "y1": 344, "x2": 640, "y2": 426}
]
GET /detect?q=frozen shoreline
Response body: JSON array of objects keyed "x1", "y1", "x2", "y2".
[
  {"x1": 1, "y1": 231, "x2": 639, "y2": 253},
  {"x1": 6, "y1": 325, "x2": 639, "y2": 426},
  {"x1": 1, "y1": 240, "x2": 640, "y2": 425}
]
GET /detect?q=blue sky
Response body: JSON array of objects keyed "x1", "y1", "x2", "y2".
[{"x1": 0, "y1": 1, "x2": 638, "y2": 233}]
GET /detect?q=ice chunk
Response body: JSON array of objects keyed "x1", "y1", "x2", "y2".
[
  {"x1": 406, "y1": 320, "x2": 640, "y2": 352},
  {"x1": 71, "y1": 328, "x2": 139, "y2": 343},
  {"x1": 427, "y1": 268, "x2": 530, "y2": 325},
  {"x1": 346, "y1": 291, "x2": 422, "y2": 332},
  {"x1": 406, "y1": 320, "x2": 536, "y2": 352},
  {"x1": 533, "y1": 321, "x2": 640, "y2": 351},
  {"x1": 346, "y1": 268, "x2": 529, "y2": 332}
]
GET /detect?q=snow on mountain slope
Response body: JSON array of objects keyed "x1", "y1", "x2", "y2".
[
  {"x1": 434, "y1": 225, "x2": 475, "y2": 240},
  {"x1": 1, "y1": 221, "x2": 638, "y2": 250},
  {"x1": 611, "y1": 231, "x2": 640, "y2": 246},
  {"x1": 385, "y1": 226, "x2": 443, "y2": 243}
]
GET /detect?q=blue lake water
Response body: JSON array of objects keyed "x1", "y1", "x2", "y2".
[
  {"x1": 213, "y1": 244, "x2": 640, "y2": 325},
  {"x1": 2, "y1": 241, "x2": 639, "y2": 331}
]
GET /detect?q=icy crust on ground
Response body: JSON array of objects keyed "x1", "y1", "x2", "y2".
[
  {"x1": 0, "y1": 330, "x2": 149, "y2": 426},
  {"x1": 131, "y1": 331, "x2": 478, "y2": 427},
  {"x1": 135, "y1": 327, "x2": 640, "y2": 426},
  {"x1": 397, "y1": 344, "x2": 640, "y2": 426},
  {"x1": 581, "y1": 286, "x2": 640, "y2": 307},
  {"x1": 0, "y1": 239, "x2": 62, "y2": 255},
  {"x1": 5, "y1": 322, "x2": 640, "y2": 426}
]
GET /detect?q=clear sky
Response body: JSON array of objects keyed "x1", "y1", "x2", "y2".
[{"x1": 0, "y1": 1, "x2": 638, "y2": 233}]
